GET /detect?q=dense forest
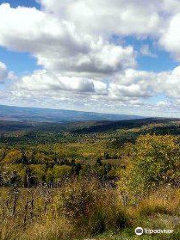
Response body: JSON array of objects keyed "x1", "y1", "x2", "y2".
[{"x1": 1, "y1": 118, "x2": 180, "y2": 239}]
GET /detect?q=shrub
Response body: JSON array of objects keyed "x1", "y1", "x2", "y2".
[
  {"x1": 119, "y1": 135, "x2": 180, "y2": 197},
  {"x1": 56, "y1": 179, "x2": 130, "y2": 236},
  {"x1": 58, "y1": 179, "x2": 97, "y2": 219}
]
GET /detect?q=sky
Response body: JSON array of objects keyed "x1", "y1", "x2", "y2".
[{"x1": 1, "y1": 1, "x2": 180, "y2": 117}]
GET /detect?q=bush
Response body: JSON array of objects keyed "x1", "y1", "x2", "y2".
[
  {"x1": 119, "y1": 135, "x2": 180, "y2": 197},
  {"x1": 57, "y1": 179, "x2": 130, "y2": 235},
  {"x1": 58, "y1": 179, "x2": 97, "y2": 219}
]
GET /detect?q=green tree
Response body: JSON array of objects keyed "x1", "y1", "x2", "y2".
[{"x1": 119, "y1": 135, "x2": 180, "y2": 196}]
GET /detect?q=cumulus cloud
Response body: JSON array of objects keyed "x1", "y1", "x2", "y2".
[
  {"x1": 13, "y1": 68, "x2": 155, "y2": 102},
  {"x1": 38, "y1": 0, "x2": 161, "y2": 37},
  {"x1": 113, "y1": 66, "x2": 180, "y2": 101},
  {"x1": 109, "y1": 83, "x2": 152, "y2": 99},
  {"x1": 0, "y1": 3, "x2": 136, "y2": 77},
  {"x1": 6, "y1": 64, "x2": 180, "y2": 116},
  {"x1": 154, "y1": 66, "x2": 180, "y2": 98},
  {"x1": 1, "y1": 0, "x2": 180, "y2": 115},
  {"x1": 11, "y1": 64, "x2": 180, "y2": 111},
  {"x1": 34, "y1": 0, "x2": 180, "y2": 65},
  {"x1": 159, "y1": 14, "x2": 180, "y2": 60},
  {"x1": 15, "y1": 70, "x2": 107, "y2": 95}
]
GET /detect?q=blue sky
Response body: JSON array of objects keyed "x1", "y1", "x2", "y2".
[
  {"x1": 126, "y1": 37, "x2": 178, "y2": 72},
  {"x1": 0, "y1": 0, "x2": 180, "y2": 117},
  {"x1": 2, "y1": 0, "x2": 40, "y2": 8},
  {"x1": 0, "y1": 46, "x2": 41, "y2": 77}
]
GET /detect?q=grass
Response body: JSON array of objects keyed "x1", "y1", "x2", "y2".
[{"x1": 1, "y1": 184, "x2": 180, "y2": 240}]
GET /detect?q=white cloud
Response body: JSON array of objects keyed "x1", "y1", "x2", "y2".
[
  {"x1": 15, "y1": 70, "x2": 107, "y2": 95},
  {"x1": 38, "y1": 42, "x2": 136, "y2": 76},
  {"x1": 11, "y1": 64, "x2": 180, "y2": 109},
  {"x1": 114, "y1": 66, "x2": 180, "y2": 101},
  {"x1": 154, "y1": 66, "x2": 180, "y2": 98},
  {"x1": 38, "y1": 0, "x2": 161, "y2": 37},
  {"x1": 159, "y1": 14, "x2": 180, "y2": 60},
  {"x1": 5, "y1": 64, "x2": 180, "y2": 116},
  {"x1": 0, "y1": 61, "x2": 8, "y2": 81},
  {"x1": 162, "y1": 0, "x2": 180, "y2": 14},
  {"x1": 0, "y1": 3, "x2": 136, "y2": 77},
  {"x1": 140, "y1": 45, "x2": 157, "y2": 58},
  {"x1": 109, "y1": 83, "x2": 152, "y2": 99},
  {"x1": 34, "y1": 0, "x2": 180, "y2": 64},
  {"x1": 13, "y1": 68, "x2": 155, "y2": 103},
  {"x1": 1, "y1": 1, "x2": 180, "y2": 115}
]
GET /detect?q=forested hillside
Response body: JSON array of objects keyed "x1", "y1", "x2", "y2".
[{"x1": 0, "y1": 118, "x2": 180, "y2": 239}]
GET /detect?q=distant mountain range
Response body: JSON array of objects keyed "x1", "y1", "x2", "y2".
[{"x1": 0, "y1": 104, "x2": 145, "y2": 122}]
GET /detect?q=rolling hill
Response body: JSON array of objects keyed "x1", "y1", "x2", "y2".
[{"x1": 0, "y1": 104, "x2": 144, "y2": 122}]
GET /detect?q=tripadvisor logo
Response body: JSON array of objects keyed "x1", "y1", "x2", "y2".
[
  {"x1": 135, "y1": 227, "x2": 143, "y2": 235},
  {"x1": 135, "y1": 227, "x2": 174, "y2": 235}
]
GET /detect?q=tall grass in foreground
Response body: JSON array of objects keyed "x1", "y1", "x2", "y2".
[
  {"x1": 0, "y1": 179, "x2": 130, "y2": 240},
  {"x1": 0, "y1": 182, "x2": 180, "y2": 240}
]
